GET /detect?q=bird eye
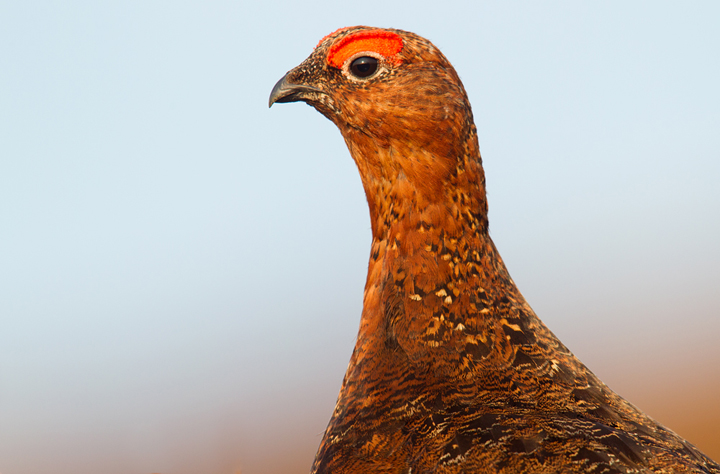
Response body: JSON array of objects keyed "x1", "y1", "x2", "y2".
[{"x1": 349, "y1": 56, "x2": 379, "y2": 78}]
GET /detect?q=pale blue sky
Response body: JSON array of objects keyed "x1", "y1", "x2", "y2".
[{"x1": 1, "y1": 2, "x2": 719, "y2": 473}]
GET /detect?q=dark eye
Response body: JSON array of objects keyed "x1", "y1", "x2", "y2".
[{"x1": 349, "y1": 56, "x2": 379, "y2": 78}]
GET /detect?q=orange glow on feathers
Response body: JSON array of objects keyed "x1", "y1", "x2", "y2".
[{"x1": 327, "y1": 30, "x2": 404, "y2": 69}]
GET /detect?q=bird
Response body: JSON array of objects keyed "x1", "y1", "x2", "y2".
[{"x1": 269, "y1": 26, "x2": 720, "y2": 474}]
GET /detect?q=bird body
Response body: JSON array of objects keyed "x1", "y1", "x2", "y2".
[{"x1": 269, "y1": 26, "x2": 719, "y2": 474}]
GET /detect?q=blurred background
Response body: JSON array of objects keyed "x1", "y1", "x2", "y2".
[{"x1": 1, "y1": 1, "x2": 718, "y2": 473}]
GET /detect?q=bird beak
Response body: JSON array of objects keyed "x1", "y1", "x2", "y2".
[{"x1": 268, "y1": 71, "x2": 325, "y2": 108}]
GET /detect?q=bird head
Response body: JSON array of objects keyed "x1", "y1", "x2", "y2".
[{"x1": 270, "y1": 26, "x2": 486, "y2": 238}]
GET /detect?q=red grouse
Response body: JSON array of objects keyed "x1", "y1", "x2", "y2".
[{"x1": 269, "y1": 26, "x2": 719, "y2": 474}]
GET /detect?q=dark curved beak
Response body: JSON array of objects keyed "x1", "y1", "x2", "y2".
[{"x1": 268, "y1": 72, "x2": 325, "y2": 108}]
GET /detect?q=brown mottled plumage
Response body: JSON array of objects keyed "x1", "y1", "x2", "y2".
[{"x1": 269, "y1": 26, "x2": 719, "y2": 474}]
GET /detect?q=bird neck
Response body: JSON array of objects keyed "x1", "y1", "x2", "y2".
[
  {"x1": 359, "y1": 190, "x2": 519, "y2": 334},
  {"x1": 346, "y1": 129, "x2": 537, "y2": 369}
]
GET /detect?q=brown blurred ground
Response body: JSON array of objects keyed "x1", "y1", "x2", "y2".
[{"x1": 614, "y1": 378, "x2": 720, "y2": 462}]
